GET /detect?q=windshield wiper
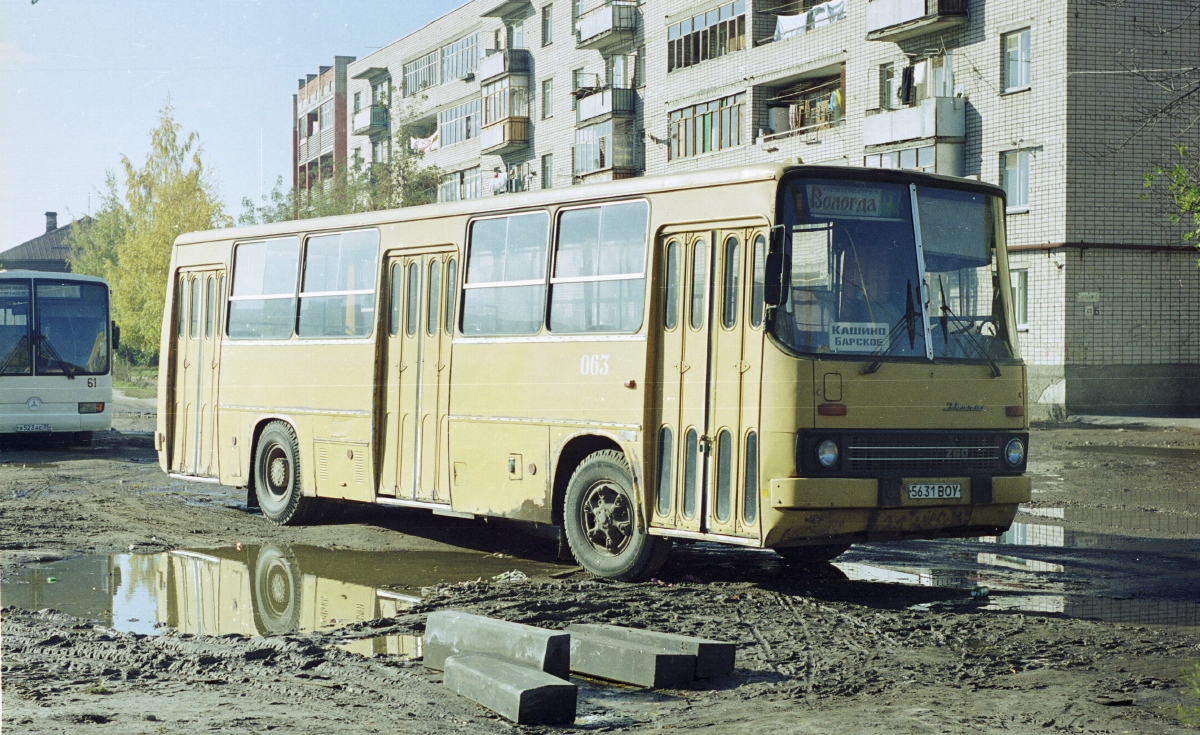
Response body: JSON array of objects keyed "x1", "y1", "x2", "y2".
[
  {"x1": 36, "y1": 332, "x2": 76, "y2": 379},
  {"x1": 862, "y1": 281, "x2": 919, "y2": 375},
  {"x1": 936, "y1": 276, "x2": 1001, "y2": 378},
  {"x1": 0, "y1": 334, "x2": 30, "y2": 375}
]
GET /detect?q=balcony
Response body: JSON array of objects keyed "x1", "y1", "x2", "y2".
[
  {"x1": 865, "y1": 0, "x2": 967, "y2": 42},
  {"x1": 297, "y1": 128, "x2": 334, "y2": 164},
  {"x1": 352, "y1": 105, "x2": 389, "y2": 136},
  {"x1": 480, "y1": 118, "x2": 530, "y2": 154},
  {"x1": 576, "y1": 1, "x2": 638, "y2": 51},
  {"x1": 862, "y1": 96, "x2": 965, "y2": 147},
  {"x1": 576, "y1": 87, "x2": 636, "y2": 124},
  {"x1": 478, "y1": 49, "x2": 531, "y2": 83}
]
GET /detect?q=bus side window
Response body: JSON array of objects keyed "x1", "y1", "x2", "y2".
[
  {"x1": 427, "y1": 260, "x2": 441, "y2": 336},
  {"x1": 743, "y1": 430, "x2": 758, "y2": 523},
  {"x1": 683, "y1": 428, "x2": 698, "y2": 519},
  {"x1": 205, "y1": 276, "x2": 215, "y2": 339},
  {"x1": 189, "y1": 276, "x2": 200, "y2": 340},
  {"x1": 298, "y1": 230, "x2": 379, "y2": 338},
  {"x1": 663, "y1": 240, "x2": 679, "y2": 330},
  {"x1": 689, "y1": 239, "x2": 707, "y2": 330},
  {"x1": 177, "y1": 276, "x2": 187, "y2": 339},
  {"x1": 722, "y1": 235, "x2": 739, "y2": 329},
  {"x1": 461, "y1": 212, "x2": 549, "y2": 336},
  {"x1": 750, "y1": 234, "x2": 766, "y2": 328},
  {"x1": 227, "y1": 237, "x2": 300, "y2": 340},
  {"x1": 656, "y1": 425, "x2": 673, "y2": 516},
  {"x1": 715, "y1": 429, "x2": 732, "y2": 522},
  {"x1": 444, "y1": 259, "x2": 457, "y2": 334},
  {"x1": 389, "y1": 262, "x2": 401, "y2": 337},
  {"x1": 406, "y1": 262, "x2": 419, "y2": 337},
  {"x1": 216, "y1": 274, "x2": 225, "y2": 337}
]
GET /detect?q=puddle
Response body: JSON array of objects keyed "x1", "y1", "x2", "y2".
[
  {"x1": 1, "y1": 545, "x2": 569, "y2": 638},
  {"x1": 1067, "y1": 444, "x2": 1200, "y2": 461}
]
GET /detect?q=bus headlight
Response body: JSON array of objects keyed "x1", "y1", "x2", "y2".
[
  {"x1": 78, "y1": 402, "x2": 105, "y2": 414},
  {"x1": 1004, "y1": 438, "x2": 1025, "y2": 466},
  {"x1": 816, "y1": 440, "x2": 839, "y2": 468}
]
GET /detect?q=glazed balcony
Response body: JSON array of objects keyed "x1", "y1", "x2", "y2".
[
  {"x1": 865, "y1": 0, "x2": 968, "y2": 42},
  {"x1": 480, "y1": 118, "x2": 530, "y2": 154}
]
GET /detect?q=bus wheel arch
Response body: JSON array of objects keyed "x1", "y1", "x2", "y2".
[
  {"x1": 551, "y1": 434, "x2": 623, "y2": 528},
  {"x1": 250, "y1": 419, "x2": 321, "y2": 526}
]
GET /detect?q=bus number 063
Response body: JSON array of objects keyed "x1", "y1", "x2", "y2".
[{"x1": 580, "y1": 354, "x2": 609, "y2": 376}]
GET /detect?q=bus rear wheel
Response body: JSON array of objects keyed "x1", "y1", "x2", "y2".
[
  {"x1": 253, "y1": 422, "x2": 321, "y2": 526},
  {"x1": 563, "y1": 450, "x2": 670, "y2": 582}
]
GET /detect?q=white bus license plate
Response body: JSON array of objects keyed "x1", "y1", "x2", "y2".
[
  {"x1": 908, "y1": 483, "x2": 962, "y2": 500},
  {"x1": 14, "y1": 424, "x2": 52, "y2": 432}
]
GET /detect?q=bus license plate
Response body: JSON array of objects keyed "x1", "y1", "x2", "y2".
[
  {"x1": 14, "y1": 424, "x2": 52, "y2": 432},
  {"x1": 908, "y1": 483, "x2": 962, "y2": 500}
]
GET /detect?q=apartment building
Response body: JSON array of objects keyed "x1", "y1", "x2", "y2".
[
  {"x1": 315, "y1": 0, "x2": 1200, "y2": 417},
  {"x1": 293, "y1": 56, "x2": 357, "y2": 190}
]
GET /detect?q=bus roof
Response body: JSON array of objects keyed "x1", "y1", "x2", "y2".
[
  {"x1": 0, "y1": 269, "x2": 109, "y2": 285},
  {"x1": 175, "y1": 162, "x2": 1006, "y2": 246}
]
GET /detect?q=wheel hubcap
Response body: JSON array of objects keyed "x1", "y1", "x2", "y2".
[
  {"x1": 581, "y1": 482, "x2": 633, "y2": 556},
  {"x1": 265, "y1": 447, "x2": 290, "y2": 498}
]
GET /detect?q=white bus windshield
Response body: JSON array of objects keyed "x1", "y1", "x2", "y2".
[
  {"x1": 773, "y1": 177, "x2": 1014, "y2": 362},
  {"x1": 0, "y1": 280, "x2": 33, "y2": 375},
  {"x1": 1, "y1": 279, "x2": 111, "y2": 377}
]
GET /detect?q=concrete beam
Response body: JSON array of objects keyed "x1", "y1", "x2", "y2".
[
  {"x1": 568, "y1": 623, "x2": 735, "y2": 679},
  {"x1": 568, "y1": 629, "x2": 696, "y2": 689},
  {"x1": 444, "y1": 653, "x2": 577, "y2": 725},
  {"x1": 424, "y1": 610, "x2": 571, "y2": 679}
]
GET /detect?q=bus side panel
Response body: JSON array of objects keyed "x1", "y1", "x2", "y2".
[{"x1": 447, "y1": 420, "x2": 551, "y2": 522}]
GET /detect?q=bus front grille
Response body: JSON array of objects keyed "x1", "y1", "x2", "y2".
[{"x1": 844, "y1": 435, "x2": 999, "y2": 475}]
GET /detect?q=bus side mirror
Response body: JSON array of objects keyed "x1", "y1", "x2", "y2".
[
  {"x1": 764, "y1": 225, "x2": 788, "y2": 307},
  {"x1": 112, "y1": 322, "x2": 120, "y2": 351}
]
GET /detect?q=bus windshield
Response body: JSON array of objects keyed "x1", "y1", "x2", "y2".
[
  {"x1": 772, "y1": 177, "x2": 1014, "y2": 362},
  {"x1": 34, "y1": 281, "x2": 110, "y2": 376},
  {"x1": 0, "y1": 280, "x2": 32, "y2": 375}
]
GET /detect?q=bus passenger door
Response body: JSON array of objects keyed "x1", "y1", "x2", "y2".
[
  {"x1": 173, "y1": 269, "x2": 223, "y2": 478},
  {"x1": 381, "y1": 257, "x2": 414, "y2": 497},
  {"x1": 655, "y1": 231, "x2": 712, "y2": 534},
  {"x1": 195, "y1": 271, "x2": 225, "y2": 477},
  {"x1": 706, "y1": 230, "x2": 747, "y2": 537},
  {"x1": 171, "y1": 274, "x2": 193, "y2": 473},
  {"x1": 416, "y1": 250, "x2": 455, "y2": 502}
]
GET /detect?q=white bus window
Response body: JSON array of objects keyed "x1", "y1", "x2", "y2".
[
  {"x1": 205, "y1": 276, "x2": 215, "y2": 339},
  {"x1": 682, "y1": 428, "x2": 699, "y2": 520},
  {"x1": 189, "y1": 276, "x2": 201, "y2": 340},
  {"x1": 406, "y1": 263, "x2": 420, "y2": 337},
  {"x1": 427, "y1": 260, "x2": 441, "y2": 336},
  {"x1": 444, "y1": 259, "x2": 458, "y2": 334},
  {"x1": 389, "y1": 263, "x2": 402, "y2": 337},
  {"x1": 549, "y1": 201, "x2": 647, "y2": 333},
  {"x1": 656, "y1": 426, "x2": 674, "y2": 516},
  {"x1": 228, "y1": 237, "x2": 300, "y2": 339},
  {"x1": 743, "y1": 430, "x2": 758, "y2": 523},
  {"x1": 298, "y1": 230, "x2": 379, "y2": 338},
  {"x1": 663, "y1": 240, "x2": 680, "y2": 330},
  {"x1": 689, "y1": 240, "x2": 707, "y2": 330},
  {"x1": 721, "y1": 236, "x2": 739, "y2": 329},
  {"x1": 750, "y1": 234, "x2": 765, "y2": 328},
  {"x1": 461, "y1": 212, "x2": 549, "y2": 335},
  {"x1": 0, "y1": 280, "x2": 32, "y2": 376},
  {"x1": 714, "y1": 429, "x2": 732, "y2": 522}
]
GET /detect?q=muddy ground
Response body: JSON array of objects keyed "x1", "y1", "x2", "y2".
[{"x1": 2, "y1": 399, "x2": 1199, "y2": 734}]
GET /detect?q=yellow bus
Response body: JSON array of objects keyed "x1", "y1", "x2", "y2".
[{"x1": 157, "y1": 163, "x2": 1030, "y2": 580}]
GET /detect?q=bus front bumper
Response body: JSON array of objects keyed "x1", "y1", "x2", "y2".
[{"x1": 764, "y1": 475, "x2": 1031, "y2": 546}]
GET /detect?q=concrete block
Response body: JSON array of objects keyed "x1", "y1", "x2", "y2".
[
  {"x1": 568, "y1": 623, "x2": 735, "y2": 679},
  {"x1": 424, "y1": 610, "x2": 570, "y2": 679},
  {"x1": 568, "y1": 630, "x2": 696, "y2": 689},
  {"x1": 444, "y1": 653, "x2": 576, "y2": 725}
]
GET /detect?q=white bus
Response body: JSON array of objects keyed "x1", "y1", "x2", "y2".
[{"x1": 0, "y1": 271, "x2": 117, "y2": 444}]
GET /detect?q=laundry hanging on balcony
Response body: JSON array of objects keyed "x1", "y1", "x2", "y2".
[
  {"x1": 409, "y1": 130, "x2": 440, "y2": 153},
  {"x1": 773, "y1": 0, "x2": 846, "y2": 41}
]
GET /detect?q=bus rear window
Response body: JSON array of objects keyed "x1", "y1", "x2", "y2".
[{"x1": 228, "y1": 237, "x2": 300, "y2": 339}]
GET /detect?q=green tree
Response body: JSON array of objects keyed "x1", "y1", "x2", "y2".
[
  {"x1": 69, "y1": 102, "x2": 230, "y2": 362},
  {"x1": 1144, "y1": 146, "x2": 1200, "y2": 260}
]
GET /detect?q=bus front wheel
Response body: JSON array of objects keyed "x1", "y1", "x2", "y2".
[
  {"x1": 253, "y1": 422, "x2": 321, "y2": 526},
  {"x1": 563, "y1": 450, "x2": 670, "y2": 582}
]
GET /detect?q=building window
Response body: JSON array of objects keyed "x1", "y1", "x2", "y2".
[
  {"x1": 571, "y1": 68, "x2": 584, "y2": 111},
  {"x1": 442, "y1": 33, "x2": 480, "y2": 82},
  {"x1": 371, "y1": 137, "x2": 390, "y2": 163},
  {"x1": 1003, "y1": 28, "x2": 1031, "y2": 92},
  {"x1": 667, "y1": 0, "x2": 746, "y2": 73},
  {"x1": 575, "y1": 119, "x2": 612, "y2": 175},
  {"x1": 608, "y1": 53, "x2": 637, "y2": 88},
  {"x1": 439, "y1": 166, "x2": 482, "y2": 203},
  {"x1": 541, "y1": 153, "x2": 554, "y2": 189},
  {"x1": 668, "y1": 92, "x2": 745, "y2": 160},
  {"x1": 542, "y1": 4, "x2": 554, "y2": 45},
  {"x1": 507, "y1": 20, "x2": 525, "y2": 50},
  {"x1": 1010, "y1": 269, "x2": 1029, "y2": 330},
  {"x1": 482, "y1": 76, "x2": 529, "y2": 126},
  {"x1": 403, "y1": 49, "x2": 441, "y2": 96},
  {"x1": 864, "y1": 145, "x2": 935, "y2": 172},
  {"x1": 371, "y1": 81, "x2": 389, "y2": 106},
  {"x1": 572, "y1": 0, "x2": 584, "y2": 21},
  {"x1": 878, "y1": 63, "x2": 894, "y2": 109},
  {"x1": 438, "y1": 98, "x2": 481, "y2": 147},
  {"x1": 1001, "y1": 149, "x2": 1030, "y2": 211},
  {"x1": 541, "y1": 78, "x2": 553, "y2": 118},
  {"x1": 764, "y1": 77, "x2": 842, "y2": 138},
  {"x1": 353, "y1": 91, "x2": 362, "y2": 113}
]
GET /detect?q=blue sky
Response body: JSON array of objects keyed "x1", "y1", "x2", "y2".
[{"x1": 0, "y1": 0, "x2": 462, "y2": 251}]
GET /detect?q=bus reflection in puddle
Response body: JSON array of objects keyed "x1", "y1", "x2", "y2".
[{"x1": 1, "y1": 544, "x2": 564, "y2": 652}]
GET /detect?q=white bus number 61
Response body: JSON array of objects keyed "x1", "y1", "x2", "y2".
[{"x1": 580, "y1": 354, "x2": 609, "y2": 376}]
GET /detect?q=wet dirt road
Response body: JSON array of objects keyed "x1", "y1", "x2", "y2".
[{"x1": 2, "y1": 409, "x2": 1199, "y2": 734}]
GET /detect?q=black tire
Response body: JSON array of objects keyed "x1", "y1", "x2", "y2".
[
  {"x1": 253, "y1": 544, "x2": 302, "y2": 635},
  {"x1": 253, "y1": 421, "x2": 321, "y2": 525},
  {"x1": 563, "y1": 450, "x2": 671, "y2": 582},
  {"x1": 774, "y1": 543, "x2": 851, "y2": 566}
]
